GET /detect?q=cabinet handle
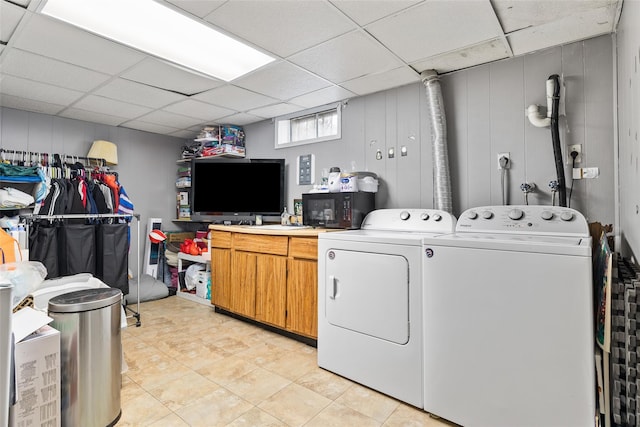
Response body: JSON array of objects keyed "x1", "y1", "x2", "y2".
[{"x1": 329, "y1": 275, "x2": 337, "y2": 299}]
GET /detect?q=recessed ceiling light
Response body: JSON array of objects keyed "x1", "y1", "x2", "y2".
[{"x1": 39, "y1": 0, "x2": 275, "y2": 82}]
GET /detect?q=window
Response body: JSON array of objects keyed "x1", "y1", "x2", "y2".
[{"x1": 275, "y1": 104, "x2": 341, "y2": 148}]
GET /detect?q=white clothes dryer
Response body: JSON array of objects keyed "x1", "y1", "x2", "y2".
[
  {"x1": 317, "y1": 208, "x2": 456, "y2": 408},
  {"x1": 422, "y1": 205, "x2": 595, "y2": 427}
]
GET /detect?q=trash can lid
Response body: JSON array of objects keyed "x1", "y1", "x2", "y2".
[{"x1": 48, "y1": 288, "x2": 122, "y2": 313}]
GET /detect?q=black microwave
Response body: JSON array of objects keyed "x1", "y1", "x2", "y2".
[{"x1": 302, "y1": 192, "x2": 375, "y2": 229}]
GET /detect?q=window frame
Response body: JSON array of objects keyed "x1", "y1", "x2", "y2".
[{"x1": 274, "y1": 104, "x2": 342, "y2": 149}]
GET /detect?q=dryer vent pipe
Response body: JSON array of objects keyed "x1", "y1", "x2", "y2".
[{"x1": 421, "y1": 70, "x2": 452, "y2": 214}]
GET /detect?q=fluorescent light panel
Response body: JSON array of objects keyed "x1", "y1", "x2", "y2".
[{"x1": 40, "y1": 0, "x2": 275, "y2": 82}]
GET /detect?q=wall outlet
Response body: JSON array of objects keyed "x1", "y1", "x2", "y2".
[
  {"x1": 497, "y1": 152, "x2": 510, "y2": 169},
  {"x1": 568, "y1": 144, "x2": 582, "y2": 164}
]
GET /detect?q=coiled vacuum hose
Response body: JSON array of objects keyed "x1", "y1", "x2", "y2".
[{"x1": 549, "y1": 74, "x2": 567, "y2": 207}]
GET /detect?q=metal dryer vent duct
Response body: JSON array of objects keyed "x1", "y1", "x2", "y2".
[{"x1": 421, "y1": 70, "x2": 452, "y2": 214}]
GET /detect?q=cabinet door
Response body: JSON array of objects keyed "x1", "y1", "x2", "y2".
[
  {"x1": 211, "y1": 248, "x2": 231, "y2": 309},
  {"x1": 230, "y1": 251, "x2": 257, "y2": 318},
  {"x1": 255, "y1": 254, "x2": 287, "y2": 328},
  {"x1": 286, "y1": 258, "x2": 318, "y2": 338}
]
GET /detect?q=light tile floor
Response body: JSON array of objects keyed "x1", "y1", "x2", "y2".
[{"x1": 118, "y1": 296, "x2": 457, "y2": 427}]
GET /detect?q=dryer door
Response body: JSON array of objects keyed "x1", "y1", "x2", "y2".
[{"x1": 324, "y1": 249, "x2": 409, "y2": 344}]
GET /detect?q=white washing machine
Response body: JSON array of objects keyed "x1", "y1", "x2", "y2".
[
  {"x1": 422, "y1": 205, "x2": 595, "y2": 427},
  {"x1": 318, "y1": 208, "x2": 456, "y2": 408}
]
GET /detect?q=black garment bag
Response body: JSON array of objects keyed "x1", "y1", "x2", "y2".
[
  {"x1": 58, "y1": 222, "x2": 96, "y2": 277},
  {"x1": 96, "y1": 222, "x2": 129, "y2": 294},
  {"x1": 28, "y1": 221, "x2": 60, "y2": 279}
]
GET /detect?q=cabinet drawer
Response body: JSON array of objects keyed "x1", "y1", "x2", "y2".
[
  {"x1": 288, "y1": 237, "x2": 318, "y2": 260},
  {"x1": 234, "y1": 234, "x2": 288, "y2": 256},
  {"x1": 210, "y1": 231, "x2": 232, "y2": 248}
]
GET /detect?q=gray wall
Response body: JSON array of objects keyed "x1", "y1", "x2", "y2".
[
  {"x1": 0, "y1": 106, "x2": 185, "y2": 275},
  {"x1": 245, "y1": 35, "x2": 616, "y2": 226},
  {"x1": 616, "y1": 0, "x2": 640, "y2": 261}
]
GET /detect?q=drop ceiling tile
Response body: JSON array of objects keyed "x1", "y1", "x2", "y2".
[
  {"x1": 163, "y1": 99, "x2": 235, "y2": 121},
  {"x1": 13, "y1": 14, "x2": 144, "y2": 75},
  {"x1": 2, "y1": 49, "x2": 111, "y2": 92},
  {"x1": 492, "y1": 0, "x2": 616, "y2": 33},
  {"x1": 289, "y1": 30, "x2": 403, "y2": 83},
  {"x1": 94, "y1": 78, "x2": 186, "y2": 109},
  {"x1": 0, "y1": 75, "x2": 84, "y2": 105},
  {"x1": 163, "y1": 0, "x2": 226, "y2": 18},
  {"x1": 340, "y1": 67, "x2": 419, "y2": 96},
  {"x1": 121, "y1": 57, "x2": 224, "y2": 96},
  {"x1": 136, "y1": 110, "x2": 205, "y2": 128},
  {"x1": 247, "y1": 103, "x2": 305, "y2": 118},
  {"x1": 169, "y1": 129, "x2": 198, "y2": 139},
  {"x1": 194, "y1": 85, "x2": 278, "y2": 112},
  {"x1": 0, "y1": 94, "x2": 66, "y2": 115},
  {"x1": 73, "y1": 95, "x2": 152, "y2": 119},
  {"x1": 233, "y1": 61, "x2": 331, "y2": 101},
  {"x1": 507, "y1": 6, "x2": 617, "y2": 56},
  {"x1": 366, "y1": 0, "x2": 503, "y2": 63},
  {"x1": 120, "y1": 120, "x2": 181, "y2": 135},
  {"x1": 289, "y1": 86, "x2": 355, "y2": 108},
  {"x1": 215, "y1": 112, "x2": 266, "y2": 126},
  {"x1": 59, "y1": 108, "x2": 129, "y2": 127},
  {"x1": 10, "y1": 0, "x2": 30, "y2": 6},
  {"x1": 411, "y1": 38, "x2": 512, "y2": 74},
  {"x1": 329, "y1": 0, "x2": 423, "y2": 26},
  {"x1": 1, "y1": 0, "x2": 26, "y2": 42},
  {"x1": 205, "y1": 0, "x2": 355, "y2": 58}
]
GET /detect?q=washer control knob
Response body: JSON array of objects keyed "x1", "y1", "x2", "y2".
[
  {"x1": 540, "y1": 210, "x2": 554, "y2": 220},
  {"x1": 560, "y1": 211, "x2": 574, "y2": 221},
  {"x1": 467, "y1": 211, "x2": 478, "y2": 220},
  {"x1": 400, "y1": 210, "x2": 410, "y2": 221},
  {"x1": 482, "y1": 210, "x2": 494, "y2": 220},
  {"x1": 508, "y1": 208, "x2": 524, "y2": 220},
  {"x1": 432, "y1": 213, "x2": 442, "y2": 221},
  {"x1": 420, "y1": 212, "x2": 430, "y2": 221}
]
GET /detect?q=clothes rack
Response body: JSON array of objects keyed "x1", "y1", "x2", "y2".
[
  {"x1": 20, "y1": 212, "x2": 142, "y2": 327},
  {"x1": 0, "y1": 148, "x2": 107, "y2": 168}
]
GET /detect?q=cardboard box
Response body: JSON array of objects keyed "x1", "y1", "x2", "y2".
[{"x1": 10, "y1": 325, "x2": 61, "y2": 427}]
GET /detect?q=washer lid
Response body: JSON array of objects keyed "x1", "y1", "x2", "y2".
[{"x1": 48, "y1": 288, "x2": 122, "y2": 313}]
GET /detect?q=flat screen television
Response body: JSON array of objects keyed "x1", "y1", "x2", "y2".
[{"x1": 190, "y1": 158, "x2": 285, "y2": 223}]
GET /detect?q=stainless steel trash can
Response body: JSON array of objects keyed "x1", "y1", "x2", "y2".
[{"x1": 48, "y1": 288, "x2": 122, "y2": 427}]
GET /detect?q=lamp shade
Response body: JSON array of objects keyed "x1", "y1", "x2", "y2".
[{"x1": 88, "y1": 140, "x2": 118, "y2": 165}]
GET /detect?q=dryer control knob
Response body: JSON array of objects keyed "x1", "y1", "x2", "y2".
[
  {"x1": 420, "y1": 212, "x2": 430, "y2": 221},
  {"x1": 400, "y1": 211, "x2": 411, "y2": 221},
  {"x1": 560, "y1": 211, "x2": 574, "y2": 221},
  {"x1": 508, "y1": 208, "x2": 524, "y2": 220},
  {"x1": 540, "y1": 210, "x2": 554, "y2": 220},
  {"x1": 432, "y1": 214, "x2": 442, "y2": 221},
  {"x1": 482, "y1": 210, "x2": 494, "y2": 219},
  {"x1": 467, "y1": 211, "x2": 478, "y2": 220}
]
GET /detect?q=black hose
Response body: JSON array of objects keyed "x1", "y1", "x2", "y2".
[{"x1": 549, "y1": 74, "x2": 567, "y2": 207}]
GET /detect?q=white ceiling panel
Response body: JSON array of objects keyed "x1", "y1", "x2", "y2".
[
  {"x1": 507, "y1": 6, "x2": 618, "y2": 56},
  {"x1": 289, "y1": 85, "x2": 355, "y2": 108},
  {"x1": 13, "y1": 14, "x2": 144, "y2": 75},
  {"x1": 194, "y1": 85, "x2": 278, "y2": 111},
  {"x1": 120, "y1": 120, "x2": 181, "y2": 135},
  {"x1": 59, "y1": 108, "x2": 129, "y2": 127},
  {"x1": 340, "y1": 66, "x2": 419, "y2": 96},
  {"x1": 120, "y1": 57, "x2": 224, "y2": 96},
  {"x1": 233, "y1": 61, "x2": 331, "y2": 100},
  {"x1": 10, "y1": 0, "x2": 30, "y2": 7},
  {"x1": 411, "y1": 38, "x2": 512, "y2": 74},
  {"x1": 72, "y1": 95, "x2": 152, "y2": 119},
  {"x1": 1, "y1": 0, "x2": 26, "y2": 42},
  {"x1": 162, "y1": 0, "x2": 226, "y2": 18},
  {"x1": 1, "y1": 49, "x2": 111, "y2": 92},
  {"x1": 492, "y1": 0, "x2": 617, "y2": 33},
  {"x1": 289, "y1": 30, "x2": 403, "y2": 83},
  {"x1": 0, "y1": 74, "x2": 83, "y2": 105},
  {"x1": 329, "y1": 0, "x2": 423, "y2": 26},
  {"x1": 248, "y1": 103, "x2": 305, "y2": 118},
  {"x1": 0, "y1": 94, "x2": 65, "y2": 115},
  {"x1": 206, "y1": 0, "x2": 356, "y2": 58},
  {"x1": 136, "y1": 110, "x2": 205, "y2": 128},
  {"x1": 163, "y1": 99, "x2": 235, "y2": 121},
  {"x1": 215, "y1": 112, "x2": 267, "y2": 126},
  {"x1": 366, "y1": 0, "x2": 503, "y2": 63},
  {"x1": 94, "y1": 78, "x2": 186, "y2": 109}
]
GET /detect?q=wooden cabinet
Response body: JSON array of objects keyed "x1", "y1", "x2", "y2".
[{"x1": 208, "y1": 226, "x2": 326, "y2": 339}]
